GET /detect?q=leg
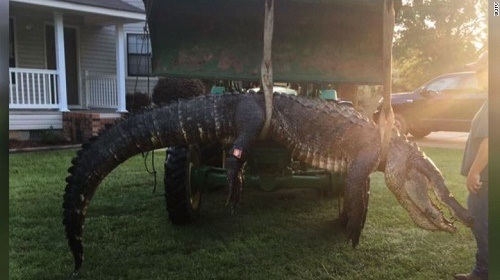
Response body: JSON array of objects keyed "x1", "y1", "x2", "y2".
[
  {"x1": 344, "y1": 173, "x2": 371, "y2": 247},
  {"x1": 468, "y1": 184, "x2": 489, "y2": 279},
  {"x1": 343, "y1": 151, "x2": 377, "y2": 247},
  {"x1": 225, "y1": 95, "x2": 264, "y2": 212},
  {"x1": 225, "y1": 148, "x2": 246, "y2": 212}
]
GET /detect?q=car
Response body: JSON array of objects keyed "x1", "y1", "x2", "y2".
[
  {"x1": 247, "y1": 86, "x2": 298, "y2": 95},
  {"x1": 384, "y1": 71, "x2": 486, "y2": 138}
]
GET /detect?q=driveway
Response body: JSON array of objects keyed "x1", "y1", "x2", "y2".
[{"x1": 409, "y1": 132, "x2": 468, "y2": 150}]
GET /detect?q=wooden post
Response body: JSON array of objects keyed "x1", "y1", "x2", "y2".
[
  {"x1": 84, "y1": 70, "x2": 89, "y2": 109},
  {"x1": 259, "y1": 0, "x2": 274, "y2": 139}
]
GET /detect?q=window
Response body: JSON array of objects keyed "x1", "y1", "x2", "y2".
[
  {"x1": 9, "y1": 18, "x2": 15, "y2": 68},
  {"x1": 425, "y1": 74, "x2": 479, "y2": 93},
  {"x1": 458, "y1": 74, "x2": 479, "y2": 91},
  {"x1": 127, "y1": 33, "x2": 152, "y2": 76},
  {"x1": 426, "y1": 76, "x2": 462, "y2": 92}
]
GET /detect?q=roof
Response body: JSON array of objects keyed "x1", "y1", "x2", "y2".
[
  {"x1": 57, "y1": 0, "x2": 144, "y2": 13},
  {"x1": 11, "y1": 0, "x2": 145, "y2": 22}
]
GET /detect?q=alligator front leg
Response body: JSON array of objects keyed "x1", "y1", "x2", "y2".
[
  {"x1": 225, "y1": 94, "x2": 264, "y2": 212},
  {"x1": 226, "y1": 149, "x2": 246, "y2": 212}
]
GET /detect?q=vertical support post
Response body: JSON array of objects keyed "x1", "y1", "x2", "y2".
[
  {"x1": 116, "y1": 24, "x2": 127, "y2": 113},
  {"x1": 259, "y1": 0, "x2": 274, "y2": 139},
  {"x1": 377, "y1": 0, "x2": 396, "y2": 166},
  {"x1": 54, "y1": 12, "x2": 69, "y2": 112},
  {"x1": 84, "y1": 70, "x2": 89, "y2": 109}
]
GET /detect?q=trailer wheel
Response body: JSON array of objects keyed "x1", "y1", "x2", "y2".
[{"x1": 164, "y1": 145, "x2": 202, "y2": 224}]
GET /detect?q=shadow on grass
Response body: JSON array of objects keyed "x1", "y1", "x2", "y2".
[{"x1": 78, "y1": 187, "x2": 351, "y2": 275}]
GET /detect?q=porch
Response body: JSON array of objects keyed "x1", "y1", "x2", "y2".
[
  {"x1": 9, "y1": 68, "x2": 120, "y2": 110},
  {"x1": 9, "y1": 0, "x2": 146, "y2": 141},
  {"x1": 9, "y1": 67, "x2": 123, "y2": 142}
]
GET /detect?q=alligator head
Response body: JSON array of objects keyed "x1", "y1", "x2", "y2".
[{"x1": 383, "y1": 130, "x2": 473, "y2": 232}]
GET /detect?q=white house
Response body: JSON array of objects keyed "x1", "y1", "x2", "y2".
[{"x1": 9, "y1": 0, "x2": 158, "y2": 142}]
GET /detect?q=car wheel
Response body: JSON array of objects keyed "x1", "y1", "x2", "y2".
[
  {"x1": 409, "y1": 127, "x2": 431, "y2": 139},
  {"x1": 394, "y1": 113, "x2": 408, "y2": 136}
]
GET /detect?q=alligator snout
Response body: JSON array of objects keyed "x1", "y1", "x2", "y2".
[{"x1": 384, "y1": 134, "x2": 472, "y2": 232}]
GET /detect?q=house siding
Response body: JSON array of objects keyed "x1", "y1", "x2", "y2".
[
  {"x1": 11, "y1": 10, "x2": 87, "y2": 69},
  {"x1": 80, "y1": 25, "x2": 116, "y2": 76},
  {"x1": 15, "y1": 14, "x2": 51, "y2": 69},
  {"x1": 80, "y1": 0, "x2": 159, "y2": 95},
  {"x1": 79, "y1": 23, "x2": 158, "y2": 97},
  {"x1": 124, "y1": 21, "x2": 159, "y2": 95},
  {"x1": 9, "y1": 111, "x2": 63, "y2": 130}
]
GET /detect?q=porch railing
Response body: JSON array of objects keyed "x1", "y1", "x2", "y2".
[
  {"x1": 85, "y1": 71, "x2": 118, "y2": 109},
  {"x1": 9, "y1": 68, "x2": 60, "y2": 109}
]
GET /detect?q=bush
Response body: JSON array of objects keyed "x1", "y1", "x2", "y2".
[
  {"x1": 39, "y1": 126, "x2": 67, "y2": 145},
  {"x1": 152, "y1": 77, "x2": 207, "y2": 105},
  {"x1": 126, "y1": 92, "x2": 151, "y2": 113}
]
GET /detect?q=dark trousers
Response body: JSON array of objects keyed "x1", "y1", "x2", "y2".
[{"x1": 467, "y1": 183, "x2": 488, "y2": 279}]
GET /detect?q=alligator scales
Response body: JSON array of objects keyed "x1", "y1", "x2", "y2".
[{"x1": 63, "y1": 93, "x2": 473, "y2": 274}]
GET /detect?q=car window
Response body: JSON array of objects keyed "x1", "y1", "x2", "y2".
[
  {"x1": 458, "y1": 74, "x2": 479, "y2": 90},
  {"x1": 424, "y1": 74, "x2": 479, "y2": 92}
]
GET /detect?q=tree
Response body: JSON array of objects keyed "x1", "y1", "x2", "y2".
[{"x1": 393, "y1": 0, "x2": 487, "y2": 92}]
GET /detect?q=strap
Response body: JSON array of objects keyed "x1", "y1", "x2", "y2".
[{"x1": 259, "y1": 0, "x2": 275, "y2": 139}]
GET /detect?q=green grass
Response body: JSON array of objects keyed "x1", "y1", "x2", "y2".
[{"x1": 9, "y1": 147, "x2": 475, "y2": 279}]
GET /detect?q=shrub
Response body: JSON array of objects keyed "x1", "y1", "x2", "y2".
[
  {"x1": 39, "y1": 126, "x2": 67, "y2": 145},
  {"x1": 152, "y1": 77, "x2": 207, "y2": 105},
  {"x1": 126, "y1": 92, "x2": 151, "y2": 113}
]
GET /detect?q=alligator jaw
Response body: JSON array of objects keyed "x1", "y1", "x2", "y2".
[
  {"x1": 385, "y1": 170, "x2": 458, "y2": 233},
  {"x1": 384, "y1": 134, "x2": 472, "y2": 232}
]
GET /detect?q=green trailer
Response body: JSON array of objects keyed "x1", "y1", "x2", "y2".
[{"x1": 142, "y1": 0, "x2": 400, "y2": 224}]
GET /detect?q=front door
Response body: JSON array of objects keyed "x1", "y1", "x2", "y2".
[{"x1": 46, "y1": 25, "x2": 79, "y2": 106}]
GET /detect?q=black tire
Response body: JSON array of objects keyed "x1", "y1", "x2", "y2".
[
  {"x1": 409, "y1": 127, "x2": 431, "y2": 138},
  {"x1": 394, "y1": 113, "x2": 408, "y2": 136},
  {"x1": 164, "y1": 145, "x2": 202, "y2": 224}
]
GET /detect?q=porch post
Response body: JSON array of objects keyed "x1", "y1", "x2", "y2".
[
  {"x1": 54, "y1": 12, "x2": 69, "y2": 112},
  {"x1": 116, "y1": 24, "x2": 127, "y2": 113}
]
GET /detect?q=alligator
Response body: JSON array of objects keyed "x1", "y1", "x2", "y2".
[{"x1": 63, "y1": 92, "x2": 473, "y2": 275}]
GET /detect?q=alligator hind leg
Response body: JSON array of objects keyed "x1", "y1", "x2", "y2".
[
  {"x1": 343, "y1": 150, "x2": 377, "y2": 247},
  {"x1": 339, "y1": 177, "x2": 370, "y2": 229}
]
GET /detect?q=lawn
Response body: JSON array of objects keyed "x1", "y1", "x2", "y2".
[{"x1": 9, "y1": 147, "x2": 475, "y2": 279}]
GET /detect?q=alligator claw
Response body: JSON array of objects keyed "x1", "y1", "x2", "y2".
[
  {"x1": 226, "y1": 178, "x2": 243, "y2": 214},
  {"x1": 69, "y1": 270, "x2": 80, "y2": 280},
  {"x1": 225, "y1": 156, "x2": 245, "y2": 214},
  {"x1": 346, "y1": 220, "x2": 362, "y2": 247}
]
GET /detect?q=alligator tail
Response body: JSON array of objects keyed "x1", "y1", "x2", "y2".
[{"x1": 62, "y1": 94, "x2": 236, "y2": 274}]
